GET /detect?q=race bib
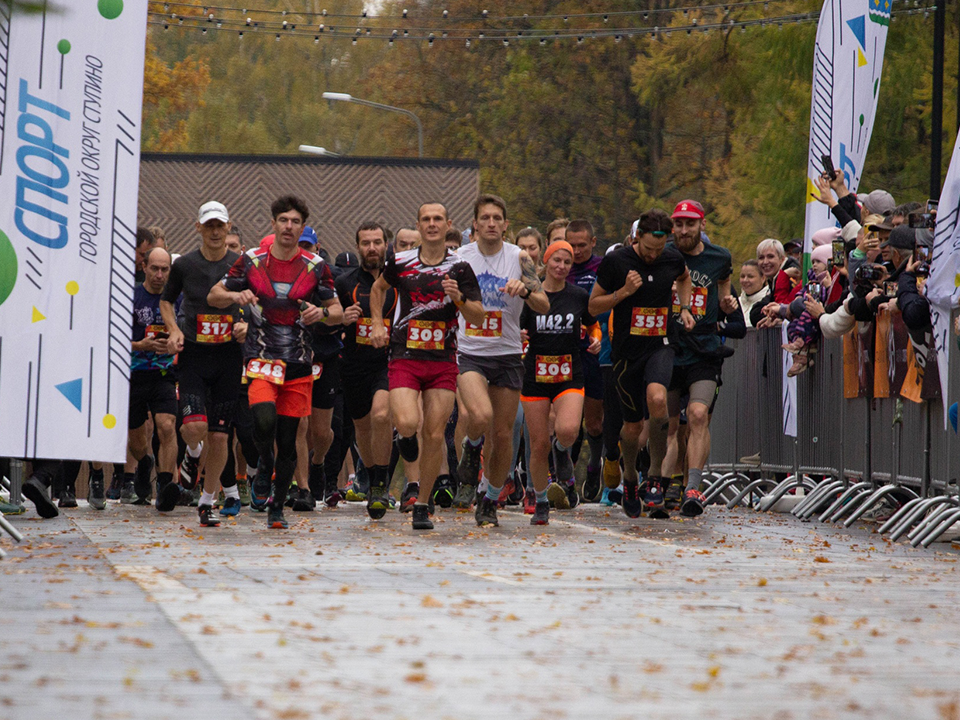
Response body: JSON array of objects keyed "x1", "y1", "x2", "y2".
[
  {"x1": 312, "y1": 363, "x2": 323, "y2": 381},
  {"x1": 196, "y1": 314, "x2": 233, "y2": 343},
  {"x1": 535, "y1": 355, "x2": 573, "y2": 383},
  {"x1": 672, "y1": 287, "x2": 708, "y2": 316},
  {"x1": 246, "y1": 358, "x2": 286, "y2": 385},
  {"x1": 145, "y1": 324, "x2": 167, "y2": 339},
  {"x1": 407, "y1": 320, "x2": 447, "y2": 350},
  {"x1": 356, "y1": 317, "x2": 390, "y2": 345},
  {"x1": 465, "y1": 311, "x2": 502, "y2": 337},
  {"x1": 630, "y1": 307, "x2": 668, "y2": 336},
  {"x1": 521, "y1": 339, "x2": 529, "y2": 357}
]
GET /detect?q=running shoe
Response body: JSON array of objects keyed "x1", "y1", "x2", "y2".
[
  {"x1": 643, "y1": 477, "x2": 669, "y2": 519},
  {"x1": 219, "y1": 496, "x2": 242, "y2": 517},
  {"x1": 198, "y1": 504, "x2": 220, "y2": 527},
  {"x1": 679, "y1": 488, "x2": 706, "y2": 518},
  {"x1": 664, "y1": 480, "x2": 683, "y2": 511},
  {"x1": 250, "y1": 475, "x2": 271, "y2": 512},
  {"x1": 179, "y1": 451, "x2": 201, "y2": 490},
  {"x1": 284, "y1": 483, "x2": 299, "y2": 509},
  {"x1": 267, "y1": 505, "x2": 288, "y2": 529},
  {"x1": 105, "y1": 473, "x2": 122, "y2": 500},
  {"x1": 507, "y1": 472, "x2": 526, "y2": 505},
  {"x1": 134, "y1": 455, "x2": 154, "y2": 505},
  {"x1": 531, "y1": 501, "x2": 550, "y2": 526},
  {"x1": 367, "y1": 485, "x2": 389, "y2": 520},
  {"x1": 0, "y1": 499, "x2": 25, "y2": 515},
  {"x1": 582, "y1": 465, "x2": 602, "y2": 503},
  {"x1": 58, "y1": 488, "x2": 78, "y2": 509},
  {"x1": 432, "y1": 475, "x2": 454, "y2": 508},
  {"x1": 552, "y1": 441, "x2": 575, "y2": 484},
  {"x1": 600, "y1": 486, "x2": 623, "y2": 506},
  {"x1": 22, "y1": 477, "x2": 58, "y2": 518},
  {"x1": 120, "y1": 477, "x2": 137, "y2": 505},
  {"x1": 547, "y1": 482, "x2": 570, "y2": 510},
  {"x1": 564, "y1": 481, "x2": 580, "y2": 509},
  {"x1": 412, "y1": 503, "x2": 434, "y2": 530},
  {"x1": 388, "y1": 494, "x2": 398, "y2": 510},
  {"x1": 475, "y1": 496, "x2": 499, "y2": 527},
  {"x1": 522, "y1": 488, "x2": 536, "y2": 515},
  {"x1": 87, "y1": 472, "x2": 106, "y2": 511},
  {"x1": 602, "y1": 457, "x2": 621, "y2": 491},
  {"x1": 621, "y1": 480, "x2": 643, "y2": 519},
  {"x1": 292, "y1": 489, "x2": 316, "y2": 512},
  {"x1": 452, "y1": 482, "x2": 477, "y2": 509},
  {"x1": 399, "y1": 482, "x2": 419, "y2": 513},
  {"x1": 156, "y1": 479, "x2": 180, "y2": 512},
  {"x1": 323, "y1": 482, "x2": 343, "y2": 508},
  {"x1": 457, "y1": 439, "x2": 483, "y2": 489},
  {"x1": 176, "y1": 484, "x2": 196, "y2": 507},
  {"x1": 237, "y1": 477, "x2": 252, "y2": 507}
]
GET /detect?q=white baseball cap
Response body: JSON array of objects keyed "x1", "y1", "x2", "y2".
[{"x1": 198, "y1": 201, "x2": 229, "y2": 224}]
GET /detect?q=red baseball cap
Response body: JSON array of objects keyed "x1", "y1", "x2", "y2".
[{"x1": 671, "y1": 200, "x2": 705, "y2": 220}]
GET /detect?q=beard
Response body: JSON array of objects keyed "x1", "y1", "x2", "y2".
[
  {"x1": 675, "y1": 233, "x2": 700, "y2": 252},
  {"x1": 362, "y1": 254, "x2": 384, "y2": 272}
]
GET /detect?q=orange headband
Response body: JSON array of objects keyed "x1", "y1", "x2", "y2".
[{"x1": 543, "y1": 240, "x2": 574, "y2": 265}]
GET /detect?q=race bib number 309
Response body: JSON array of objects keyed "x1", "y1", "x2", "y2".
[
  {"x1": 535, "y1": 354, "x2": 573, "y2": 383},
  {"x1": 630, "y1": 307, "x2": 667, "y2": 336},
  {"x1": 465, "y1": 311, "x2": 502, "y2": 337},
  {"x1": 196, "y1": 314, "x2": 233, "y2": 343},
  {"x1": 406, "y1": 320, "x2": 447, "y2": 350}
]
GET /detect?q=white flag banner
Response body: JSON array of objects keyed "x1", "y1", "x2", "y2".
[
  {"x1": 782, "y1": 324, "x2": 798, "y2": 438},
  {"x1": 803, "y1": 0, "x2": 892, "y2": 253},
  {"x1": 0, "y1": 1, "x2": 147, "y2": 462},
  {"x1": 925, "y1": 133, "x2": 960, "y2": 428}
]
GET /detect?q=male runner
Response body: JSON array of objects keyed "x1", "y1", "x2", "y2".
[
  {"x1": 667, "y1": 200, "x2": 737, "y2": 517},
  {"x1": 394, "y1": 227, "x2": 421, "y2": 253},
  {"x1": 336, "y1": 221, "x2": 399, "y2": 518},
  {"x1": 161, "y1": 201, "x2": 243, "y2": 527},
  {"x1": 369, "y1": 202, "x2": 484, "y2": 530},
  {"x1": 565, "y1": 220, "x2": 606, "y2": 501},
  {"x1": 454, "y1": 193, "x2": 549, "y2": 527},
  {"x1": 129, "y1": 247, "x2": 183, "y2": 512},
  {"x1": 589, "y1": 209, "x2": 695, "y2": 519},
  {"x1": 209, "y1": 195, "x2": 341, "y2": 529}
]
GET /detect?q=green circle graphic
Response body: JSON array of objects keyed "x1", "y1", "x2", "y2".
[
  {"x1": 57, "y1": 39, "x2": 71, "y2": 54},
  {"x1": 0, "y1": 229, "x2": 18, "y2": 307},
  {"x1": 97, "y1": 0, "x2": 123, "y2": 20}
]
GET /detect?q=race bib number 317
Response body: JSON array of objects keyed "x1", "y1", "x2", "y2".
[
  {"x1": 196, "y1": 314, "x2": 233, "y2": 343},
  {"x1": 630, "y1": 307, "x2": 667, "y2": 336},
  {"x1": 406, "y1": 320, "x2": 447, "y2": 350}
]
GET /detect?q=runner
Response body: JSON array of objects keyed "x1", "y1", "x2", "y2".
[
  {"x1": 666, "y1": 200, "x2": 738, "y2": 517},
  {"x1": 161, "y1": 201, "x2": 244, "y2": 527},
  {"x1": 369, "y1": 202, "x2": 484, "y2": 530},
  {"x1": 336, "y1": 221, "x2": 399, "y2": 519},
  {"x1": 588, "y1": 209, "x2": 695, "y2": 519},
  {"x1": 129, "y1": 247, "x2": 183, "y2": 512},
  {"x1": 520, "y1": 240, "x2": 600, "y2": 525},
  {"x1": 453, "y1": 194, "x2": 549, "y2": 527},
  {"x1": 209, "y1": 195, "x2": 342, "y2": 529},
  {"x1": 394, "y1": 227, "x2": 421, "y2": 253}
]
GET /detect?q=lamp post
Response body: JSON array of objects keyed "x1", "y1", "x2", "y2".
[
  {"x1": 298, "y1": 144, "x2": 341, "y2": 157},
  {"x1": 321, "y1": 92, "x2": 424, "y2": 158}
]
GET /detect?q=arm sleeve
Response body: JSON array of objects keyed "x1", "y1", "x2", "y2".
[
  {"x1": 382, "y1": 250, "x2": 398, "y2": 287},
  {"x1": 749, "y1": 293, "x2": 773, "y2": 326},
  {"x1": 838, "y1": 193, "x2": 861, "y2": 225},
  {"x1": 220, "y1": 255, "x2": 249, "y2": 292},
  {"x1": 334, "y1": 273, "x2": 352, "y2": 308},
  {"x1": 454, "y1": 262, "x2": 482, "y2": 302},
  {"x1": 896, "y1": 273, "x2": 932, "y2": 331},
  {"x1": 831, "y1": 200, "x2": 855, "y2": 228},
  {"x1": 161, "y1": 257, "x2": 184, "y2": 304},
  {"x1": 819, "y1": 301, "x2": 856, "y2": 338},
  {"x1": 313, "y1": 264, "x2": 336, "y2": 302},
  {"x1": 718, "y1": 303, "x2": 747, "y2": 339}
]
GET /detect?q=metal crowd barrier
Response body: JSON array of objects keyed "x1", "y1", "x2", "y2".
[{"x1": 707, "y1": 324, "x2": 960, "y2": 544}]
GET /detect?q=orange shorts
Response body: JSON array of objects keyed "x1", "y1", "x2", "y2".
[{"x1": 248, "y1": 375, "x2": 313, "y2": 417}]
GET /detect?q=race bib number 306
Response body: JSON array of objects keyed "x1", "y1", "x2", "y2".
[
  {"x1": 357, "y1": 317, "x2": 390, "y2": 345},
  {"x1": 630, "y1": 307, "x2": 667, "y2": 336},
  {"x1": 406, "y1": 320, "x2": 447, "y2": 350},
  {"x1": 465, "y1": 311, "x2": 502, "y2": 337},
  {"x1": 246, "y1": 359, "x2": 286, "y2": 385},
  {"x1": 196, "y1": 314, "x2": 233, "y2": 343},
  {"x1": 535, "y1": 354, "x2": 573, "y2": 383}
]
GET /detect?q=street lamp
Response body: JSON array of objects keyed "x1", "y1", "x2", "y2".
[
  {"x1": 298, "y1": 144, "x2": 341, "y2": 157},
  {"x1": 321, "y1": 92, "x2": 424, "y2": 158}
]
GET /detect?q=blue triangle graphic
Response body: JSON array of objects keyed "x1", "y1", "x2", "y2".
[
  {"x1": 847, "y1": 15, "x2": 866, "y2": 49},
  {"x1": 56, "y1": 378, "x2": 83, "y2": 412}
]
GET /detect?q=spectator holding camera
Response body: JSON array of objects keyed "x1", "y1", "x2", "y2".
[{"x1": 782, "y1": 245, "x2": 837, "y2": 376}]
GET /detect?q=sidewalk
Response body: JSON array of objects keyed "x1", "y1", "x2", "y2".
[{"x1": 2, "y1": 501, "x2": 959, "y2": 720}]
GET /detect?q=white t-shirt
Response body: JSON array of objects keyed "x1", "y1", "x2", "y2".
[{"x1": 456, "y1": 241, "x2": 524, "y2": 356}]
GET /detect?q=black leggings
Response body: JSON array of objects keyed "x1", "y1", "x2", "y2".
[
  {"x1": 602, "y1": 366, "x2": 623, "y2": 462},
  {"x1": 251, "y1": 402, "x2": 300, "y2": 508}
]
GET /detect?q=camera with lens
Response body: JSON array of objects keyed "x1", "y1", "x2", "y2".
[
  {"x1": 908, "y1": 212, "x2": 936, "y2": 230},
  {"x1": 853, "y1": 263, "x2": 886, "y2": 297}
]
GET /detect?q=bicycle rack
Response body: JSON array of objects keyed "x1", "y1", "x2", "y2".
[
  {"x1": 886, "y1": 496, "x2": 959, "y2": 541},
  {"x1": 816, "y1": 481, "x2": 872, "y2": 523},
  {"x1": 842, "y1": 485, "x2": 919, "y2": 528},
  {"x1": 756, "y1": 474, "x2": 818, "y2": 512},
  {"x1": 793, "y1": 480, "x2": 844, "y2": 519}
]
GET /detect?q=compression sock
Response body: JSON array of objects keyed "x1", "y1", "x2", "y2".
[{"x1": 686, "y1": 468, "x2": 703, "y2": 492}]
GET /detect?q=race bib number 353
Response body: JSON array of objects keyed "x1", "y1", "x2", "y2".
[
  {"x1": 535, "y1": 354, "x2": 573, "y2": 383},
  {"x1": 630, "y1": 307, "x2": 667, "y2": 336},
  {"x1": 406, "y1": 320, "x2": 447, "y2": 350},
  {"x1": 246, "y1": 359, "x2": 286, "y2": 385},
  {"x1": 197, "y1": 314, "x2": 233, "y2": 343},
  {"x1": 357, "y1": 317, "x2": 390, "y2": 345},
  {"x1": 465, "y1": 311, "x2": 502, "y2": 337}
]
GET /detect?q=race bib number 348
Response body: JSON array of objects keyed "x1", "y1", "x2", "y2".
[
  {"x1": 630, "y1": 307, "x2": 667, "y2": 336},
  {"x1": 535, "y1": 354, "x2": 573, "y2": 383},
  {"x1": 406, "y1": 320, "x2": 447, "y2": 350},
  {"x1": 246, "y1": 359, "x2": 286, "y2": 385},
  {"x1": 196, "y1": 314, "x2": 233, "y2": 343}
]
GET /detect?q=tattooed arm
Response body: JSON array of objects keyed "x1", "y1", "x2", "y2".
[{"x1": 500, "y1": 251, "x2": 550, "y2": 313}]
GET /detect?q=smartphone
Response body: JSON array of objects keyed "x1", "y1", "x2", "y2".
[
  {"x1": 832, "y1": 239, "x2": 846, "y2": 266},
  {"x1": 820, "y1": 154, "x2": 836, "y2": 178},
  {"x1": 154, "y1": 332, "x2": 170, "y2": 340},
  {"x1": 807, "y1": 282, "x2": 822, "y2": 299},
  {"x1": 299, "y1": 300, "x2": 309, "y2": 311},
  {"x1": 926, "y1": 199, "x2": 939, "y2": 214},
  {"x1": 883, "y1": 281, "x2": 897, "y2": 298},
  {"x1": 914, "y1": 244, "x2": 932, "y2": 264}
]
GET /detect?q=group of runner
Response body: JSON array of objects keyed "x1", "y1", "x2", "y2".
[{"x1": 17, "y1": 192, "x2": 742, "y2": 532}]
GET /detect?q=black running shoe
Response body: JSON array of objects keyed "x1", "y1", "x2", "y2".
[
  {"x1": 367, "y1": 485, "x2": 389, "y2": 520},
  {"x1": 644, "y1": 477, "x2": 669, "y2": 519},
  {"x1": 134, "y1": 455, "x2": 154, "y2": 505},
  {"x1": 432, "y1": 475, "x2": 454, "y2": 508},
  {"x1": 457, "y1": 439, "x2": 483, "y2": 489},
  {"x1": 179, "y1": 452, "x2": 201, "y2": 490},
  {"x1": 582, "y1": 465, "x2": 602, "y2": 503},
  {"x1": 565, "y1": 481, "x2": 580, "y2": 509},
  {"x1": 323, "y1": 486, "x2": 343, "y2": 508},
  {"x1": 452, "y1": 481, "x2": 477, "y2": 509},
  {"x1": 411, "y1": 503, "x2": 434, "y2": 530},
  {"x1": 22, "y1": 477, "x2": 59, "y2": 518},
  {"x1": 120, "y1": 478, "x2": 137, "y2": 505},
  {"x1": 399, "y1": 482, "x2": 419, "y2": 513},
  {"x1": 531, "y1": 501, "x2": 550, "y2": 526},
  {"x1": 198, "y1": 504, "x2": 220, "y2": 527},
  {"x1": 664, "y1": 481, "x2": 683, "y2": 511},
  {"x1": 292, "y1": 489, "x2": 316, "y2": 512},
  {"x1": 267, "y1": 505, "x2": 288, "y2": 529},
  {"x1": 105, "y1": 473, "x2": 122, "y2": 501},
  {"x1": 87, "y1": 472, "x2": 106, "y2": 511},
  {"x1": 250, "y1": 473, "x2": 271, "y2": 512},
  {"x1": 284, "y1": 483, "x2": 298, "y2": 509},
  {"x1": 679, "y1": 488, "x2": 706, "y2": 518},
  {"x1": 621, "y1": 480, "x2": 643, "y2": 519},
  {"x1": 156, "y1": 479, "x2": 180, "y2": 512},
  {"x1": 552, "y1": 441, "x2": 575, "y2": 484},
  {"x1": 475, "y1": 496, "x2": 499, "y2": 527},
  {"x1": 58, "y1": 488, "x2": 78, "y2": 509}
]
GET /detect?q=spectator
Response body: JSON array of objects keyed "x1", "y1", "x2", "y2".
[
  {"x1": 857, "y1": 188, "x2": 896, "y2": 217},
  {"x1": 783, "y1": 240, "x2": 802, "y2": 265},
  {"x1": 752, "y1": 238, "x2": 802, "y2": 326},
  {"x1": 782, "y1": 244, "x2": 834, "y2": 376},
  {"x1": 890, "y1": 201, "x2": 922, "y2": 228},
  {"x1": 516, "y1": 227, "x2": 544, "y2": 272},
  {"x1": 738, "y1": 259, "x2": 769, "y2": 328}
]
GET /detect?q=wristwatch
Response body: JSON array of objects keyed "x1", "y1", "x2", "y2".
[
  {"x1": 681, "y1": 304, "x2": 692, "y2": 312},
  {"x1": 520, "y1": 287, "x2": 531, "y2": 299},
  {"x1": 322, "y1": 306, "x2": 330, "y2": 319}
]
